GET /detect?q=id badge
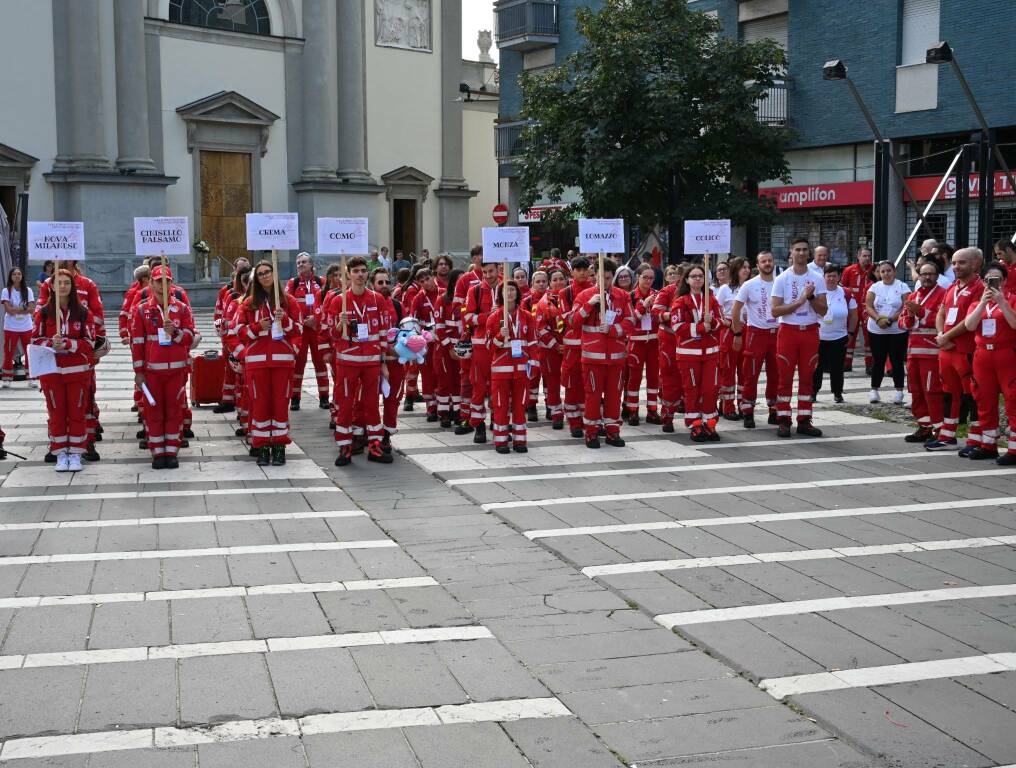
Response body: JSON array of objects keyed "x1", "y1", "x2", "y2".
[
  {"x1": 982, "y1": 318, "x2": 997, "y2": 337},
  {"x1": 157, "y1": 327, "x2": 172, "y2": 346},
  {"x1": 271, "y1": 320, "x2": 284, "y2": 340},
  {"x1": 822, "y1": 314, "x2": 834, "y2": 325},
  {"x1": 604, "y1": 310, "x2": 617, "y2": 325},
  {"x1": 510, "y1": 339, "x2": 523, "y2": 358},
  {"x1": 641, "y1": 314, "x2": 652, "y2": 331},
  {"x1": 304, "y1": 294, "x2": 314, "y2": 308},
  {"x1": 356, "y1": 323, "x2": 370, "y2": 342},
  {"x1": 946, "y1": 307, "x2": 958, "y2": 325}
]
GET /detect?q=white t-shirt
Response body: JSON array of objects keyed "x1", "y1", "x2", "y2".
[
  {"x1": 1, "y1": 287, "x2": 34, "y2": 333},
  {"x1": 714, "y1": 284, "x2": 736, "y2": 317},
  {"x1": 819, "y1": 286, "x2": 856, "y2": 341},
  {"x1": 808, "y1": 262, "x2": 826, "y2": 281},
  {"x1": 734, "y1": 276, "x2": 778, "y2": 330},
  {"x1": 866, "y1": 280, "x2": 911, "y2": 335},
  {"x1": 772, "y1": 268, "x2": 827, "y2": 325},
  {"x1": 937, "y1": 272, "x2": 955, "y2": 289}
]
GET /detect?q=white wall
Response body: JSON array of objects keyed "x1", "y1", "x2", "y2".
[
  {"x1": 0, "y1": 0, "x2": 58, "y2": 219},
  {"x1": 760, "y1": 143, "x2": 874, "y2": 187},
  {"x1": 364, "y1": 0, "x2": 443, "y2": 252},
  {"x1": 463, "y1": 101, "x2": 498, "y2": 245},
  {"x1": 158, "y1": 35, "x2": 290, "y2": 221}
]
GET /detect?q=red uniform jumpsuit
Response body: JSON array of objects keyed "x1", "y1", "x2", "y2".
[
  {"x1": 737, "y1": 277, "x2": 779, "y2": 419},
  {"x1": 130, "y1": 295, "x2": 195, "y2": 459},
  {"x1": 772, "y1": 270, "x2": 823, "y2": 426},
  {"x1": 286, "y1": 276, "x2": 330, "y2": 405},
  {"x1": 410, "y1": 287, "x2": 442, "y2": 417},
  {"x1": 671, "y1": 291, "x2": 722, "y2": 431},
  {"x1": 236, "y1": 295, "x2": 301, "y2": 448},
  {"x1": 715, "y1": 285, "x2": 743, "y2": 417},
  {"x1": 899, "y1": 284, "x2": 945, "y2": 435},
  {"x1": 222, "y1": 292, "x2": 249, "y2": 433},
  {"x1": 970, "y1": 289, "x2": 1016, "y2": 456},
  {"x1": 571, "y1": 285, "x2": 635, "y2": 440},
  {"x1": 453, "y1": 268, "x2": 483, "y2": 418},
  {"x1": 330, "y1": 289, "x2": 390, "y2": 454},
  {"x1": 32, "y1": 306, "x2": 95, "y2": 457},
  {"x1": 841, "y1": 263, "x2": 874, "y2": 369},
  {"x1": 560, "y1": 280, "x2": 593, "y2": 433},
  {"x1": 938, "y1": 277, "x2": 983, "y2": 445},
  {"x1": 534, "y1": 290, "x2": 565, "y2": 425},
  {"x1": 401, "y1": 283, "x2": 422, "y2": 401},
  {"x1": 486, "y1": 306, "x2": 537, "y2": 448},
  {"x1": 522, "y1": 289, "x2": 545, "y2": 412},
  {"x1": 434, "y1": 293, "x2": 459, "y2": 421},
  {"x1": 464, "y1": 280, "x2": 499, "y2": 427},
  {"x1": 627, "y1": 285, "x2": 660, "y2": 418},
  {"x1": 651, "y1": 283, "x2": 684, "y2": 426},
  {"x1": 214, "y1": 282, "x2": 238, "y2": 406},
  {"x1": 379, "y1": 293, "x2": 406, "y2": 438}
]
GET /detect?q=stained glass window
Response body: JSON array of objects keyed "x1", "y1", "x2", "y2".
[{"x1": 169, "y1": 0, "x2": 271, "y2": 36}]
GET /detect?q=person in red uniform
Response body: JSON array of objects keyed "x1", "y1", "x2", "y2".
[
  {"x1": 434, "y1": 269, "x2": 463, "y2": 428},
  {"x1": 626, "y1": 263, "x2": 660, "y2": 426},
  {"x1": 457, "y1": 262, "x2": 500, "y2": 442},
  {"x1": 368, "y1": 268, "x2": 405, "y2": 451},
  {"x1": 130, "y1": 265, "x2": 195, "y2": 470},
  {"x1": 286, "y1": 252, "x2": 329, "y2": 412},
  {"x1": 841, "y1": 247, "x2": 875, "y2": 372},
  {"x1": 452, "y1": 246, "x2": 484, "y2": 423},
  {"x1": 212, "y1": 257, "x2": 251, "y2": 414},
  {"x1": 993, "y1": 240, "x2": 1016, "y2": 292},
  {"x1": 222, "y1": 267, "x2": 252, "y2": 438},
  {"x1": 534, "y1": 269, "x2": 567, "y2": 429},
  {"x1": 571, "y1": 258, "x2": 635, "y2": 448},
  {"x1": 486, "y1": 281, "x2": 537, "y2": 453},
  {"x1": 434, "y1": 254, "x2": 454, "y2": 291},
  {"x1": 771, "y1": 238, "x2": 827, "y2": 438},
  {"x1": 560, "y1": 256, "x2": 594, "y2": 437},
  {"x1": 409, "y1": 268, "x2": 442, "y2": 422},
  {"x1": 118, "y1": 265, "x2": 149, "y2": 346},
  {"x1": 961, "y1": 262, "x2": 1016, "y2": 463},
  {"x1": 928, "y1": 247, "x2": 984, "y2": 453},
  {"x1": 32, "y1": 269, "x2": 96, "y2": 472},
  {"x1": 235, "y1": 260, "x2": 302, "y2": 466},
  {"x1": 732, "y1": 253, "x2": 778, "y2": 429},
  {"x1": 541, "y1": 247, "x2": 571, "y2": 277},
  {"x1": 670, "y1": 263, "x2": 723, "y2": 441},
  {"x1": 899, "y1": 260, "x2": 946, "y2": 444},
  {"x1": 651, "y1": 265, "x2": 685, "y2": 432},
  {"x1": 522, "y1": 270, "x2": 547, "y2": 421},
  {"x1": 400, "y1": 266, "x2": 427, "y2": 410},
  {"x1": 330, "y1": 256, "x2": 391, "y2": 466}
]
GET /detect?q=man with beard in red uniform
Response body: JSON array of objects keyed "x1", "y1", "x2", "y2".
[
  {"x1": 899, "y1": 261, "x2": 946, "y2": 444},
  {"x1": 841, "y1": 247, "x2": 875, "y2": 372},
  {"x1": 457, "y1": 261, "x2": 500, "y2": 442},
  {"x1": 571, "y1": 258, "x2": 635, "y2": 448},
  {"x1": 928, "y1": 247, "x2": 984, "y2": 454},
  {"x1": 286, "y1": 252, "x2": 329, "y2": 412},
  {"x1": 560, "y1": 256, "x2": 594, "y2": 437},
  {"x1": 452, "y1": 246, "x2": 484, "y2": 425}
]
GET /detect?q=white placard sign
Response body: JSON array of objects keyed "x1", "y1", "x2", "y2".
[
  {"x1": 481, "y1": 226, "x2": 530, "y2": 264},
  {"x1": 134, "y1": 216, "x2": 190, "y2": 256},
  {"x1": 317, "y1": 217, "x2": 369, "y2": 255},
  {"x1": 684, "y1": 219, "x2": 731, "y2": 254},
  {"x1": 578, "y1": 218, "x2": 625, "y2": 253},
  {"x1": 27, "y1": 221, "x2": 85, "y2": 262},
  {"x1": 246, "y1": 212, "x2": 299, "y2": 251}
]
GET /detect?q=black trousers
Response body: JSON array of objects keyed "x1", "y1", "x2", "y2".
[
  {"x1": 869, "y1": 332, "x2": 908, "y2": 389},
  {"x1": 813, "y1": 336, "x2": 848, "y2": 397}
]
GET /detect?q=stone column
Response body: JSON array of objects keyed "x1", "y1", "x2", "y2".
[
  {"x1": 300, "y1": 0, "x2": 336, "y2": 180},
  {"x1": 335, "y1": 1, "x2": 372, "y2": 181},
  {"x1": 113, "y1": 0, "x2": 156, "y2": 171},
  {"x1": 64, "y1": 0, "x2": 111, "y2": 170}
]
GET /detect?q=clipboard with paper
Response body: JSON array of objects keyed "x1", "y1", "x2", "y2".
[{"x1": 27, "y1": 344, "x2": 58, "y2": 378}]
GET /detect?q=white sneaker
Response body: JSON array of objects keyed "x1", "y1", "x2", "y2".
[
  {"x1": 55, "y1": 452, "x2": 71, "y2": 472},
  {"x1": 893, "y1": 390, "x2": 905, "y2": 405},
  {"x1": 67, "y1": 454, "x2": 83, "y2": 472},
  {"x1": 869, "y1": 389, "x2": 880, "y2": 403},
  {"x1": 28, "y1": 379, "x2": 39, "y2": 389},
  {"x1": 0, "y1": 381, "x2": 9, "y2": 389}
]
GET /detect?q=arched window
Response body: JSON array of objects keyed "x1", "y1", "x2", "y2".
[{"x1": 169, "y1": 0, "x2": 271, "y2": 36}]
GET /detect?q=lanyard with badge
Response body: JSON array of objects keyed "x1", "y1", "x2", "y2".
[
  {"x1": 507, "y1": 310, "x2": 524, "y2": 358},
  {"x1": 639, "y1": 290, "x2": 653, "y2": 330},
  {"x1": 303, "y1": 281, "x2": 315, "y2": 308},
  {"x1": 350, "y1": 297, "x2": 371, "y2": 342},
  {"x1": 983, "y1": 301, "x2": 998, "y2": 338},
  {"x1": 157, "y1": 305, "x2": 173, "y2": 346},
  {"x1": 602, "y1": 293, "x2": 617, "y2": 327}
]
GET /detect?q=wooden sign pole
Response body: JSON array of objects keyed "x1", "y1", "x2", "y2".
[
  {"x1": 504, "y1": 261, "x2": 510, "y2": 336},
  {"x1": 703, "y1": 252, "x2": 711, "y2": 324},
  {"x1": 339, "y1": 254, "x2": 348, "y2": 337},
  {"x1": 160, "y1": 253, "x2": 169, "y2": 316},
  {"x1": 271, "y1": 249, "x2": 280, "y2": 308},
  {"x1": 54, "y1": 260, "x2": 62, "y2": 337},
  {"x1": 597, "y1": 252, "x2": 605, "y2": 318}
]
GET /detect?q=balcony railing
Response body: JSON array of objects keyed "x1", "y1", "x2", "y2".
[
  {"x1": 496, "y1": 119, "x2": 533, "y2": 163},
  {"x1": 495, "y1": 0, "x2": 560, "y2": 52},
  {"x1": 755, "y1": 78, "x2": 790, "y2": 127}
]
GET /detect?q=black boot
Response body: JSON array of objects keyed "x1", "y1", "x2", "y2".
[
  {"x1": 235, "y1": 427, "x2": 246, "y2": 437},
  {"x1": 335, "y1": 446, "x2": 352, "y2": 466},
  {"x1": 183, "y1": 428, "x2": 195, "y2": 439},
  {"x1": 403, "y1": 399, "x2": 414, "y2": 412},
  {"x1": 164, "y1": 455, "x2": 179, "y2": 469},
  {"x1": 84, "y1": 443, "x2": 100, "y2": 462},
  {"x1": 495, "y1": 444, "x2": 511, "y2": 454},
  {"x1": 152, "y1": 455, "x2": 167, "y2": 470},
  {"x1": 454, "y1": 421, "x2": 474, "y2": 436},
  {"x1": 381, "y1": 434, "x2": 393, "y2": 455},
  {"x1": 767, "y1": 408, "x2": 778, "y2": 425},
  {"x1": 570, "y1": 427, "x2": 584, "y2": 439},
  {"x1": 256, "y1": 447, "x2": 271, "y2": 466},
  {"x1": 290, "y1": 396, "x2": 301, "y2": 411},
  {"x1": 526, "y1": 405, "x2": 539, "y2": 422},
  {"x1": 743, "y1": 414, "x2": 756, "y2": 429},
  {"x1": 136, "y1": 428, "x2": 146, "y2": 439},
  {"x1": 367, "y1": 440, "x2": 393, "y2": 463},
  {"x1": 44, "y1": 451, "x2": 57, "y2": 463},
  {"x1": 0, "y1": 444, "x2": 7, "y2": 461},
  {"x1": 271, "y1": 445, "x2": 286, "y2": 466},
  {"x1": 473, "y1": 423, "x2": 487, "y2": 444},
  {"x1": 319, "y1": 396, "x2": 330, "y2": 409},
  {"x1": 213, "y1": 403, "x2": 235, "y2": 414}
]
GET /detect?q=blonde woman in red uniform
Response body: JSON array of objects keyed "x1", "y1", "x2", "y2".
[
  {"x1": 963, "y1": 262, "x2": 1016, "y2": 463},
  {"x1": 671, "y1": 264, "x2": 723, "y2": 442},
  {"x1": 626, "y1": 264, "x2": 660, "y2": 426},
  {"x1": 486, "y1": 281, "x2": 536, "y2": 453},
  {"x1": 32, "y1": 269, "x2": 96, "y2": 472},
  {"x1": 235, "y1": 260, "x2": 301, "y2": 466}
]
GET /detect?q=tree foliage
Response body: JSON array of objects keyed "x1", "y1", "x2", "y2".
[{"x1": 517, "y1": 0, "x2": 792, "y2": 232}]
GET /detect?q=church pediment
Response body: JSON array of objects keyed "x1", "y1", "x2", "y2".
[
  {"x1": 381, "y1": 165, "x2": 435, "y2": 187},
  {"x1": 0, "y1": 143, "x2": 39, "y2": 168},
  {"x1": 176, "y1": 91, "x2": 280, "y2": 126}
]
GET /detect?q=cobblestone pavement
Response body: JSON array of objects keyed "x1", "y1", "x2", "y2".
[{"x1": 0, "y1": 313, "x2": 1013, "y2": 767}]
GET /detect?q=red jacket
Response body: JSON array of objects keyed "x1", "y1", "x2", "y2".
[
  {"x1": 118, "y1": 282, "x2": 143, "y2": 340},
  {"x1": 671, "y1": 291, "x2": 722, "y2": 357},
  {"x1": 286, "y1": 276, "x2": 325, "y2": 322},
  {"x1": 453, "y1": 267, "x2": 483, "y2": 314},
  {"x1": 235, "y1": 295, "x2": 302, "y2": 370},
  {"x1": 841, "y1": 264, "x2": 875, "y2": 308},
  {"x1": 899, "y1": 284, "x2": 945, "y2": 357},
  {"x1": 464, "y1": 280, "x2": 500, "y2": 347},
  {"x1": 534, "y1": 291, "x2": 565, "y2": 352},
  {"x1": 325, "y1": 289, "x2": 390, "y2": 367},
  {"x1": 485, "y1": 306, "x2": 536, "y2": 380},
  {"x1": 651, "y1": 283, "x2": 679, "y2": 350},
  {"x1": 975, "y1": 289, "x2": 1016, "y2": 350},
  {"x1": 213, "y1": 282, "x2": 232, "y2": 335},
  {"x1": 940, "y1": 277, "x2": 984, "y2": 354},
  {"x1": 559, "y1": 279, "x2": 594, "y2": 353},
  {"x1": 435, "y1": 294, "x2": 458, "y2": 348},
  {"x1": 570, "y1": 285, "x2": 635, "y2": 365},
  {"x1": 31, "y1": 306, "x2": 96, "y2": 381},
  {"x1": 39, "y1": 273, "x2": 105, "y2": 335},
  {"x1": 130, "y1": 296, "x2": 195, "y2": 374},
  {"x1": 410, "y1": 288, "x2": 442, "y2": 327},
  {"x1": 629, "y1": 285, "x2": 658, "y2": 342}
]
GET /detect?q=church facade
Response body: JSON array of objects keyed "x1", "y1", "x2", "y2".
[{"x1": 0, "y1": 0, "x2": 498, "y2": 287}]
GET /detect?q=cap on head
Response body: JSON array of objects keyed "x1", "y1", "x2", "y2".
[{"x1": 151, "y1": 265, "x2": 173, "y2": 281}]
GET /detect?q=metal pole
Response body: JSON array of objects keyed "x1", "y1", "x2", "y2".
[
  {"x1": 16, "y1": 192, "x2": 28, "y2": 273},
  {"x1": 668, "y1": 169, "x2": 680, "y2": 265},
  {"x1": 894, "y1": 146, "x2": 965, "y2": 266},
  {"x1": 873, "y1": 141, "x2": 886, "y2": 262},
  {"x1": 955, "y1": 143, "x2": 971, "y2": 249}
]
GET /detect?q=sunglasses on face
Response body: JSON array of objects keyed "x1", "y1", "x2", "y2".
[{"x1": 375, "y1": 280, "x2": 390, "y2": 286}]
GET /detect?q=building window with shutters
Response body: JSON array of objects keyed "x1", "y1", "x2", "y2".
[
  {"x1": 740, "y1": 13, "x2": 788, "y2": 60},
  {"x1": 895, "y1": 0, "x2": 939, "y2": 112}
]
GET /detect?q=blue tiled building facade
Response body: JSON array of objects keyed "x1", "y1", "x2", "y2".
[{"x1": 495, "y1": 0, "x2": 1016, "y2": 263}]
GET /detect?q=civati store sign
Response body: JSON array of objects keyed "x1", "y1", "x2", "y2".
[
  {"x1": 904, "y1": 171, "x2": 1016, "y2": 202},
  {"x1": 759, "y1": 181, "x2": 874, "y2": 209}
]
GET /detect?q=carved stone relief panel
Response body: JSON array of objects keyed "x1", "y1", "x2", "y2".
[{"x1": 375, "y1": 0, "x2": 432, "y2": 52}]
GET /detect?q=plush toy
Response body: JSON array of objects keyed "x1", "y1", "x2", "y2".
[{"x1": 387, "y1": 317, "x2": 435, "y2": 365}]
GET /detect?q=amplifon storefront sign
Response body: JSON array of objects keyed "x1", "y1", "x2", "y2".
[
  {"x1": 904, "y1": 171, "x2": 1016, "y2": 202},
  {"x1": 759, "y1": 181, "x2": 874, "y2": 209}
]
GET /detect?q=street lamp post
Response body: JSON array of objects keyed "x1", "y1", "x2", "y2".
[{"x1": 926, "y1": 41, "x2": 1016, "y2": 248}]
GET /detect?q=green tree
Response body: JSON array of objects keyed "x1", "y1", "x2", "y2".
[{"x1": 517, "y1": 0, "x2": 791, "y2": 243}]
